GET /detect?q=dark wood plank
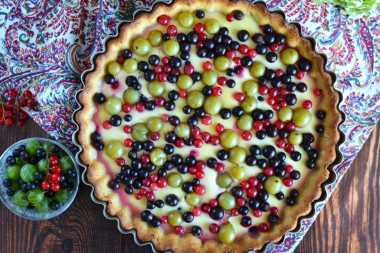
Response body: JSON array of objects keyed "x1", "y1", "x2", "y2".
[
  {"x1": 296, "y1": 124, "x2": 380, "y2": 253},
  {"x1": 0, "y1": 120, "x2": 379, "y2": 253}
]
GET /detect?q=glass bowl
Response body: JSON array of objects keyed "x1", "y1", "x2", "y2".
[{"x1": 0, "y1": 137, "x2": 80, "y2": 220}]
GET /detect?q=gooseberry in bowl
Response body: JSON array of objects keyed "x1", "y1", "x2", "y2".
[{"x1": 0, "y1": 138, "x2": 79, "y2": 220}]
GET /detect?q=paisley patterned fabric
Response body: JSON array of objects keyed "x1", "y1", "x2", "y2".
[{"x1": 0, "y1": 0, "x2": 378, "y2": 251}]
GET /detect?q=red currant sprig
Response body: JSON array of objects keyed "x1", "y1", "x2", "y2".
[{"x1": 0, "y1": 88, "x2": 38, "y2": 127}]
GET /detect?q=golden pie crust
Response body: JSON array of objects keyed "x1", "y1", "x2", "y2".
[{"x1": 76, "y1": 0, "x2": 342, "y2": 251}]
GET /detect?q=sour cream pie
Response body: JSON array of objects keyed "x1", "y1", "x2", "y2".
[{"x1": 77, "y1": 0, "x2": 341, "y2": 251}]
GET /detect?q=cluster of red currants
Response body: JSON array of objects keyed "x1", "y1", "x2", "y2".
[{"x1": 0, "y1": 89, "x2": 38, "y2": 126}]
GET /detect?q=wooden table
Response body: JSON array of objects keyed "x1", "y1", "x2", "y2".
[{"x1": 1, "y1": 120, "x2": 379, "y2": 253}]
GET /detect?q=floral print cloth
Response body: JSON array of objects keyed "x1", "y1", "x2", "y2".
[{"x1": 0, "y1": 0, "x2": 379, "y2": 251}]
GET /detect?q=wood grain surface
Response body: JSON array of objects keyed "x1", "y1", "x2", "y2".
[{"x1": 0, "y1": 120, "x2": 379, "y2": 253}]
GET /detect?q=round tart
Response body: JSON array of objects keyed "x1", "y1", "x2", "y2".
[{"x1": 76, "y1": 0, "x2": 341, "y2": 251}]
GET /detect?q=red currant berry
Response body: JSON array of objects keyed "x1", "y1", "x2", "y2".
[
  {"x1": 51, "y1": 173, "x2": 61, "y2": 183},
  {"x1": 199, "y1": 32, "x2": 207, "y2": 41},
  {"x1": 236, "y1": 197, "x2": 246, "y2": 206},
  {"x1": 136, "y1": 102, "x2": 145, "y2": 112},
  {"x1": 196, "y1": 170, "x2": 205, "y2": 179},
  {"x1": 259, "y1": 85, "x2": 269, "y2": 95},
  {"x1": 184, "y1": 64, "x2": 194, "y2": 75},
  {"x1": 149, "y1": 183, "x2": 158, "y2": 191},
  {"x1": 163, "y1": 64, "x2": 172, "y2": 73},
  {"x1": 303, "y1": 100, "x2": 312, "y2": 109},
  {"x1": 157, "y1": 178, "x2": 168, "y2": 188},
  {"x1": 146, "y1": 192, "x2": 155, "y2": 201},
  {"x1": 201, "y1": 203, "x2": 211, "y2": 213},
  {"x1": 215, "y1": 124, "x2": 225, "y2": 134},
  {"x1": 190, "y1": 126, "x2": 200, "y2": 137},
  {"x1": 235, "y1": 92, "x2": 245, "y2": 102},
  {"x1": 203, "y1": 61, "x2": 212, "y2": 70},
  {"x1": 267, "y1": 97, "x2": 275, "y2": 105},
  {"x1": 49, "y1": 156, "x2": 59, "y2": 165},
  {"x1": 154, "y1": 96, "x2": 165, "y2": 107},
  {"x1": 253, "y1": 209, "x2": 263, "y2": 218},
  {"x1": 209, "y1": 223, "x2": 220, "y2": 233},
  {"x1": 153, "y1": 65, "x2": 162, "y2": 73},
  {"x1": 231, "y1": 208, "x2": 239, "y2": 216},
  {"x1": 209, "y1": 136, "x2": 220, "y2": 146},
  {"x1": 286, "y1": 122, "x2": 296, "y2": 131},
  {"x1": 8, "y1": 89, "x2": 17, "y2": 99},
  {"x1": 201, "y1": 132, "x2": 211, "y2": 142},
  {"x1": 161, "y1": 114, "x2": 169, "y2": 122},
  {"x1": 142, "y1": 179, "x2": 151, "y2": 187},
  {"x1": 256, "y1": 183, "x2": 264, "y2": 191},
  {"x1": 241, "y1": 180, "x2": 250, "y2": 190},
  {"x1": 41, "y1": 181, "x2": 50, "y2": 190},
  {"x1": 103, "y1": 121, "x2": 112, "y2": 130},
  {"x1": 276, "y1": 138, "x2": 286, "y2": 148},
  {"x1": 264, "y1": 167, "x2": 274, "y2": 176},
  {"x1": 233, "y1": 57, "x2": 241, "y2": 64},
  {"x1": 194, "y1": 184, "x2": 206, "y2": 195},
  {"x1": 274, "y1": 120, "x2": 285, "y2": 130},
  {"x1": 215, "y1": 162, "x2": 225, "y2": 173},
  {"x1": 314, "y1": 88, "x2": 322, "y2": 96},
  {"x1": 115, "y1": 158, "x2": 125, "y2": 166},
  {"x1": 285, "y1": 144, "x2": 295, "y2": 153},
  {"x1": 242, "y1": 131, "x2": 252, "y2": 141},
  {"x1": 226, "y1": 50, "x2": 236, "y2": 59},
  {"x1": 23, "y1": 90, "x2": 33, "y2": 98},
  {"x1": 193, "y1": 138, "x2": 203, "y2": 148},
  {"x1": 218, "y1": 77, "x2": 227, "y2": 86},
  {"x1": 249, "y1": 177, "x2": 258, "y2": 187},
  {"x1": 259, "y1": 223, "x2": 269, "y2": 232},
  {"x1": 123, "y1": 125, "x2": 132, "y2": 134},
  {"x1": 27, "y1": 99, "x2": 37, "y2": 109},
  {"x1": 254, "y1": 121, "x2": 263, "y2": 131},
  {"x1": 270, "y1": 207, "x2": 279, "y2": 214},
  {"x1": 212, "y1": 86, "x2": 222, "y2": 96},
  {"x1": 269, "y1": 43, "x2": 280, "y2": 52},
  {"x1": 210, "y1": 199, "x2": 218, "y2": 207},
  {"x1": 167, "y1": 25, "x2": 177, "y2": 36},
  {"x1": 19, "y1": 99, "x2": 28, "y2": 107},
  {"x1": 202, "y1": 116, "x2": 212, "y2": 125},
  {"x1": 122, "y1": 103, "x2": 132, "y2": 113},
  {"x1": 139, "y1": 188, "x2": 147, "y2": 196},
  {"x1": 162, "y1": 57, "x2": 169, "y2": 64},
  {"x1": 192, "y1": 207, "x2": 202, "y2": 216},
  {"x1": 5, "y1": 118, "x2": 14, "y2": 126},
  {"x1": 157, "y1": 15, "x2": 170, "y2": 25},
  {"x1": 178, "y1": 89, "x2": 187, "y2": 98},
  {"x1": 285, "y1": 164, "x2": 294, "y2": 173},
  {"x1": 151, "y1": 132, "x2": 160, "y2": 141},
  {"x1": 283, "y1": 177, "x2": 293, "y2": 187},
  {"x1": 160, "y1": 216, "x2": 168, "y2": 224},
  {"x1": 124, "y1": 138, "x2": 133, "y2": 147},
  {"x1": 239, "y1": 45, "x2": 249, "y2": 54},
  {"x1": 226, "y1": 14, "x2": 234, "y2": 22},
  {"x1": 174, "y1": 138, "x2": 185, "y2": 148},
  {"x1": 247, "y1": 187, "x2": 258, "y2": 198},
  {"x1": 193, "y1": 23, "x2": 205, "y2": 33},
  {"x1": 295, "y1": 71, "x2": 305, "y2": 80},
  {"x1": 51, "y1": 183, "x2": 61, "y2": 192},
  {"x1": 175, "y1": 226, "x2": 185, "y2": 236},
  {"x1": 158, "y1": 73, "x2": 167, "y2": 82},
  {"x1": 248, "y1": 49, "x2": 257, "y2": 58},
  {"x1": 51, "y1": 165, "x2": 61, "y2": 173},
  {"x1": 275, "y1": 69, "x2": 284, "y2": 77}
]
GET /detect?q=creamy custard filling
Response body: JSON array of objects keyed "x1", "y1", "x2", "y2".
[{"x1": 90, "y1": 8, "x2": 324, "y2": 243}]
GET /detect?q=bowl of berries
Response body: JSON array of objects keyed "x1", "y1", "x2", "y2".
[{"x1": 0, "y1": 138, "x2": 79, "y2": 220}]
